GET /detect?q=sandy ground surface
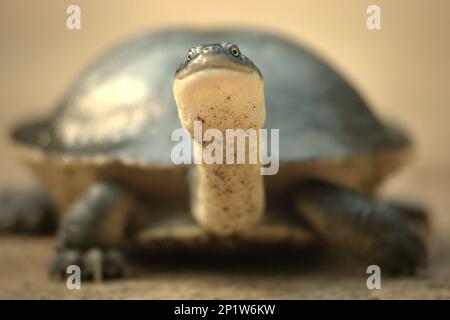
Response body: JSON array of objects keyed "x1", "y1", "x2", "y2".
[
  {"x1": 0, "y1": 0, "x2": 449, "y2": 299},
  {"x1": 1, "y1": 165, "x2": 449, "y2": 299}
]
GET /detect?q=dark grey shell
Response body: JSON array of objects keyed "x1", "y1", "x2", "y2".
[{"x1": 13, "y1": 29, "x2": 409, "y2": 165}]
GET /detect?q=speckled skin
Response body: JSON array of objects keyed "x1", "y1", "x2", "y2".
[
  {"x1": 174, "y1": 49, "x2": 266, "y2": 235},
  {"x1": 0, "y1": 29, "x2": 428, "y2": 280}
]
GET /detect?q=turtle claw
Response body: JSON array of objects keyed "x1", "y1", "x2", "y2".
[
  {"x1": 0, "y1": 189, "x2": 57, "y2": 234},
  {"x1": 388, "y1": 202, "x2": 430, "y2": 235},
  {"x1": 368, "y1": 225, "x2": 427, "y2": 276},
  {"x1": 365, "y1": 203, "x2": 429, "y2": 275},
  {"x1": 49, "y1": 248, "x2": 125, "y2": 281}
]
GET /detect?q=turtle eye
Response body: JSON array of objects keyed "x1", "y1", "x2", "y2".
[
  {"x1": 186, "y1": 50, "x2": 194, "y2": 61},
  {"x1": 229, "y1": 45, "x2": 240, "y2": 57}
]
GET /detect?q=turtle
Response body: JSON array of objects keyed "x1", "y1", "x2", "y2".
[{"x1": 0, "y1": 29, "x2": 428, "y2": 281}]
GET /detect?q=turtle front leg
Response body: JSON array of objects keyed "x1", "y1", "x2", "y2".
[
  {"x1": 293, "y1": 180, "x2": 428, "y2": 275},
  {"x1": 0, "y1": 188, "x2": 57, "y2": 234},
  {"x1": 49, "y1": 181, "x2": 136, "y2": 281}
]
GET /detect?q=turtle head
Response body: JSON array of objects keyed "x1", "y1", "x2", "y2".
[{"x1": 173, "y1": 42, "x2": 265, "y2": 134}]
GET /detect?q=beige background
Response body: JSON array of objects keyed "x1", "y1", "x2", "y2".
[{"x1": 0, "y1": 0, "x2": 449, "y2": 299}]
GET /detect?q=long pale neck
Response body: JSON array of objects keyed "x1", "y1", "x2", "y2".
[
  {"x1": 191, "y1": 143, "x2": 264, "y2": 235},
  {"x1": 174, "y1": 69, "x2": 266, "y2": 235}
]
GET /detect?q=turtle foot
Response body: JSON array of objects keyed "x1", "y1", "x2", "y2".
[
  {"x1": 49, "y1": 248, "x2": 125, "y2": 282},
  {"x1": 0, "y1": 189, "x2": 57, "y2": 234}
]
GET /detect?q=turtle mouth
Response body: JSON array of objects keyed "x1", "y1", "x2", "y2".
[{"x1": 175, "y1": 52, "x2": 260, "y2": 80}]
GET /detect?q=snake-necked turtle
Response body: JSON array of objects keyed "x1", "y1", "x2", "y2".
[{"x1": 0, "y1": 29, "x2": 428, "y2": 280}]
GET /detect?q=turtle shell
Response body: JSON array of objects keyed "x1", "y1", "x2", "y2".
[
  {"x1": 8, "y1": 29, "x2": 413, "y2": 249},
  {"x1": 12, "y1": 29, "x2": 409, "y2": 166},
  {"x1": 10, "y1": 29, "x2": 411, "y2": 213}
]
